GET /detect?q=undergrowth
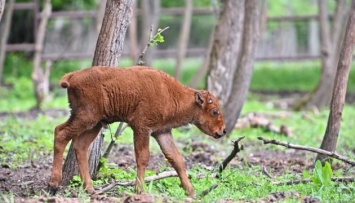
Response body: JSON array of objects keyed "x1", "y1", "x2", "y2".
[{"x1": 1, "y1": 56, "x2": 355, "y2": 202}]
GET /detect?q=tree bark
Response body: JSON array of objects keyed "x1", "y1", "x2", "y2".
[
  {"x1": 174, "y1": 0, "x2": 192, "y2": 81},
  {"x1": 0, "y1": 0, "x2": 14, "y2": 84},
  {"x1": 223, "y1": 0, "x2": 260, "y2": 135},
  {"x1": 316, "y1": 0, "x2": 355, "y2": 162},
  {"x1": 140, "y1": 0, "x2": 160, "y2": 66},
  {"x1": 31, "y1": 0, "x2": 52, "y2": 109},
  {"x1": 299, "y1": 0, "x2": 346, "y2": 109},
  {"x1": 0, "y1": 0, "x2": 5, "y2": 22},
  {"x1": 206, "y1": 0, "x2": 245, "y2": 107},
  {"x1": 61, "y1": 0, "x2": 134, "y2": 186}
]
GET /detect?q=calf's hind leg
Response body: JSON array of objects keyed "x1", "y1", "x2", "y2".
[
  {"x1": 152, "y1": 130, "x2": 195, "y2": 197},
  {"x1": 48, "y1": 116, "x2": 95, "y2": 195},
  {"x1": 72, "y1": 123, "x2": 102, "y2": 194},
  {"x1": 133, "y1": 128, "x2": 150, "y2": 194}
]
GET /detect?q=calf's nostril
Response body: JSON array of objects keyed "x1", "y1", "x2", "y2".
[{"x1": 223, "y1": 129, "x2": 227, "y2": 135}]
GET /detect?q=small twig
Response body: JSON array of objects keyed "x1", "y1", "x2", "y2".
[
  {"x1": 137, "y1": 26, "x2": 169, "y2": 66},
  {"x1": 102, "y1": 123, "x2": 128, "y2": 159},
  {"x1": 95, "y1": 171, "x2": 178, "y2": 194},
  {"x1": 257, "y1": 137, "x2": 355, "y2": 166},
  {"x1": 217, "y1": 136, "x2": 245, "y2": 178},
  {"x1": 199, "y1": 183, "x2": 219, "y2": 197},
  {"x1": 19, "y1": 180, "x2": 34, "y2": 185},
  {"x1": 200, "y1": 136, "x2": 245, "y2": 197},
  {"x1": 262, "y1": 165, "x2": 274, "y2": 179},
  {"x1": 272, "y1": 177, "x2": 355, "y2": 186}
]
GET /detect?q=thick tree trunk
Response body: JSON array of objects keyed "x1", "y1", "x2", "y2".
[
  {"x1": 61, "y1": 0, "x2": 134, "y2": 186},
  {"x1": 174, "y1": 0, "x2": 192, "y2": 81},
  {"x1": 31, "y1": 0, "x2": 52, "y2": 109},
  {"x1": 206, "y1": 0, "x2": 245, "y2": 107},
  {"x1": 0, "y1": 0, "x2": 14, "y2": 84},
  {"x1": 140, "y1": 0, "x2": 160, "y2": 66},
  {"x1": 0, "y1": 0, "x2": 5, "y2": 22},
  {"x1": 223, "y1": 0, "x2": 260, "y2": 135},
  {"x1": 300, "y1": 0, "x2": 346, "y2": 109},
  {"x1": 316, "y1": 0, "x2": 355, "y2": 162}
]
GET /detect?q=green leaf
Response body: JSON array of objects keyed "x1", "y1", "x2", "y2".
[
  {"x1": 302, "y1": 170, "x2": 311, "y2": 179},
  {"x1": 322, "y1": 162, "x2": 333, "y2": 186},
  {"x1": 312, "y1": 160, "x2": 323, "y2": 185}
]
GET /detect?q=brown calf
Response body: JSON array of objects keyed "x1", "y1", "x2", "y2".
[{"x1": 48, "y1": 66, "x2": 226, "y2": 197}]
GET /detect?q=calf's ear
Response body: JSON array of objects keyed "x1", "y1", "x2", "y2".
[{"x1": 195, "y1": 91, "x2": 205, "y2": 106}]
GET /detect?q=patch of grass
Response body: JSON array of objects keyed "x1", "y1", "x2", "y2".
[
  {"x1": 0, "y1": 114, "x2": 65, "y2": 168},
  {"x1": 252, "y1": 61, "x2": 355, "y2": 93}
]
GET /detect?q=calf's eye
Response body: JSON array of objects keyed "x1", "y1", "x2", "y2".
[{"x1": 212, "y1": 109, "x2": 219, "y2": 116}]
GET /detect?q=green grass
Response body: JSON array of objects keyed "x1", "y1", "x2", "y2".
[
  {"x1": 252, "y1": 61, "x2": 355, "y2": 92},
  {"x1": 1, "y1": 98, "x2": 354, "y2": 202},
  {"x1": 0, "y1": 114, "x2": 63, "y2": 168}
]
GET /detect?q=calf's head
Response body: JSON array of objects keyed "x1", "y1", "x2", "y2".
[{"x1": 193, "y1": 91, "x2": 226, "y2": 139}]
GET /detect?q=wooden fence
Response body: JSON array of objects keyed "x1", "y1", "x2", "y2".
[{"x1": 3, "y1": 1, "x2": 324, "y2": 62}]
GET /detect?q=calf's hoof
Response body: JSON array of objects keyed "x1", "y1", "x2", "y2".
[
  {"x1": 86, "y1": 187, "x2": 96, "y2": 195},
  {"x1": 47, "y1": 184, "x2": 58, "y2": 196}
]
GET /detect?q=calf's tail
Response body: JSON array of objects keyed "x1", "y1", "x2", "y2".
[{"x1": 60, "y1": 72, "x2": 74, "y2": 88}]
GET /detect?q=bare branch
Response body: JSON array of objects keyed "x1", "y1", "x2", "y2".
[
  {"x1": 137, "y1": 26, "x2": 169, "y2": 66},
  {"x1": 95, "y1": 171, "x2": 178, "y2": 194},
  {"x1": 257, "y1": 137, "x2": 355, "y2": 166},
  {"x1": 217, "y1": 136, "x2": 245, "y2": 177},
  {"x1": 273, "y1": 177, "x2": 355, "y2": 186},
  {"x1": 199, "y1": 183, "x2": 219, "y2": 197},
  {"x1": 102, "y1": 123, "x2": 128, "y2": 159}
]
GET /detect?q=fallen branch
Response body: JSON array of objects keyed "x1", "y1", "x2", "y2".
[
  {"x1": 200, "y1": 136, "x2": 245, "y2": 197},
  {"x1": 273, "y1": 177, "x2": 355, "y2": 186},
  {"x1": 217, "y1": 136, "x2": 245, "y2": 178},
  {"x1": 95, "y1": 170, "x2": 178, "y2": 194},
  {"x1": 257, "y1": 137, "x2": 355, "y2": 166},
  {"x1": 137, "y1": 26, "x2": 169, "y2": 66}
]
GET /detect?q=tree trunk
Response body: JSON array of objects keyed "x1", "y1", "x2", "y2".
[
  {"x1": 0, "y1": 0, "x2": 5, "y2": 22},
  {"x1": 61, "y1": 0, "x2": 134, "y2": 187},
  {"x1": 316, "y1": 0, "x2": 355, "y2": 162},
  {"x1": 0, "y1": 0, "x2": 14, "y2": 84},
  {"x1": 206, "y1": 0, "x2": 245, "y2": 107},
  {"x1": 223, "y1": 0, "x2": 260, "y2": 135},
  {"x1": 174, "y1": 0, "x2": 192, "y2": 81},
  {"x1": 300, "y1": 0, "x2": 346, "y2": 110},
  {"x1": 31, "y1": 0, "x2": 52, "y2": 109},
  {"x1": 140, "y1": 0, "x2": 160, "y2": 66},
  {"x1": 187, "y1": 2, "x2": 219, "y2": 88}
]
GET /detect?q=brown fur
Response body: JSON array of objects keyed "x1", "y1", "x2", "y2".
[{"x1": 48, "y1": 66, "x2": 226, "y2": 197}]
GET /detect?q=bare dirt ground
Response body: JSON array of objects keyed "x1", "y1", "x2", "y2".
[{"x1": 0, "y1": 93, "x2": 350, "y2": 203}]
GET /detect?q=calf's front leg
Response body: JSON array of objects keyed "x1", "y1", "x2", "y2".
[
  {"x1": 152, "y1": 129, "x2": 195, "y2": 197},
  {"x1": 133, "y1": 128, "x2": 150, "y2": 194}
]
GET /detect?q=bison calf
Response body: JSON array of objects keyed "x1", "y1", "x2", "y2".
[{"x1": 48, "y1": 66, "x2": 226, "y2": 197}]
